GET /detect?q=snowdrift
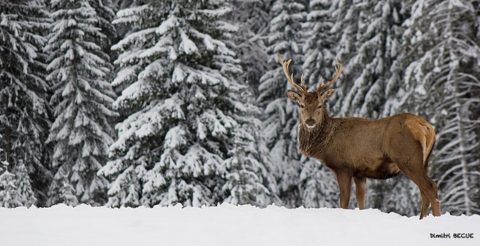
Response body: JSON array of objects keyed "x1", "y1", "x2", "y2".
[{"x1": 0, "y1": 205, "x2": 478, "y2": 246}]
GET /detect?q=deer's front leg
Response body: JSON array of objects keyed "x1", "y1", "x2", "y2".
[
  {"x1": 335, "y1": 171, "x2": 352, "y2": 209},
  {"x1": 354, "y1": 177, "x2": 366, "y2": 209}
]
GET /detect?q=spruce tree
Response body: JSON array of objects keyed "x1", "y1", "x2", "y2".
[
  {"x1": 0, "y1": 161, "x2": 23, "y2": 208},
  {"x1": 0, "y1": 144, "x2": 36, "y2": 207},
  {"x1": 0, "y1": 0, "x2": 50, "y2": 206},
  {"x1": 229, "y1": 0, "x2": 272, "y2": 96},
  {"x1": 329, "y1": 0, "x2": 404, "y2": 118},
  {"x1": 403, "y1": 0, "x2": 480, "y2": 215},
  {"x1": 298, "y1": 160, "x2": 337, "y2": 208},
  {"x1": 45, "y1": 0, "x2": 117, "y2": 206},
  {"x1": 226, "y1": 0, "x2": 279, "y2": 207},
  {"x1": 258, "y1": 0, "x2": 306, "y2": 207},
  {"x1": 302, "y1": 0, "x2": 336, "y2": 87},
  {"x1": 297, "y1": 0, "x2": 339, "y2": 208},
  {"x1": 326, "y1": 0, "x2": 422, "y2": 214},
  {"x1": 223, "y1": 91, "x2": 279, "y2": 207},
  {"x1": 101, "y1": 0, "x2": 276, "y2": 207}
]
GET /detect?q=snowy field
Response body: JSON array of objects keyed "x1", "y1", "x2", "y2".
[{"x1": 0, "y1": 205, "x2": 479, "y2": 246}]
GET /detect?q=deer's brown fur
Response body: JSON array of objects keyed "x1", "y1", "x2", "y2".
[{"x1": 281, "y1": 58, "x2": 441, "y2": 219}]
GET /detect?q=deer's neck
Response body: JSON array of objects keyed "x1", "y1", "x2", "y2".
[{"x1": 298, "y1": 112, "x2": 336, "y2": 157}]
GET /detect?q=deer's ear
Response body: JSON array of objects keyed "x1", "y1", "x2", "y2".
[
  {"x1": 287, "y1": 90, "x2": 302, "y2": 103},
  {"x1": 320, "y1": 89, "x2": 335, "y2": 99}
]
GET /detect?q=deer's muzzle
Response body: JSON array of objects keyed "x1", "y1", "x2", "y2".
[{"x1": 305, "y1": 118, "x2": 316, "y2": 128}]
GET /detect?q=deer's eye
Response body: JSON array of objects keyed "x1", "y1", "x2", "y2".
[
  {"x1": 317, "y1": 104, "x2": 323, "y2": 109},
  {"x1": 299, "y1": 104, "x2": 305, "y2": 108}
]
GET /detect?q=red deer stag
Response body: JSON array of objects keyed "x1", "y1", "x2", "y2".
[{"x1": 281, "y1": 58, "x2": 440, "y2": 219}]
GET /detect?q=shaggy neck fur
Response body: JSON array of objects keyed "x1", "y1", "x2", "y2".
[{"x1": 298, "y1": 110, "x2": 337, "y2": 157}]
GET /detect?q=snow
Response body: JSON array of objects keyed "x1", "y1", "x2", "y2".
[
  {"x1": 156, "y1": 15, "x2": 178, "y2": 35},
  {"x1": 179, "y1": 30, "x2": 198, "y2": 54},
  {"x1": 0, "y1": 205, "x2": 479, "y2": 246}
]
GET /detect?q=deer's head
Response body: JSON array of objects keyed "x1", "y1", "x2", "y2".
[{"x1": 281, "y1": 58, "x2": 343, "y2": 130}]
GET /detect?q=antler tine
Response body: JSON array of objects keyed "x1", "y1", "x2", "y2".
[
  {"x1": 324, "y1": 58, "x2": 343, "y2": 88},
  {"x1": 280, "y1": 58, "x2": 306, "y2": 93},
  {"x1": 300, "y1": 74, "x2": 306, "y2": 88}
]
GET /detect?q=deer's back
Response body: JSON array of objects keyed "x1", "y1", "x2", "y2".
[{"x1": 319, "y1": 113, "x2": 434, "y2": 179}]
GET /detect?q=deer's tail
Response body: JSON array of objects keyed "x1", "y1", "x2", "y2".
[{"x1": 423, "y1": 125, "x2": 436, "y2": 170}]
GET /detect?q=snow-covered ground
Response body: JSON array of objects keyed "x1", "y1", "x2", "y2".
[{"x1": 0, "y1": 205, "x2": 479, "y2": 246}]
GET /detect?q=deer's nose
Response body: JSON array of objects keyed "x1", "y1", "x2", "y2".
[{"x1": 305, "y1": 118, "x2": 316, "y2": 127}]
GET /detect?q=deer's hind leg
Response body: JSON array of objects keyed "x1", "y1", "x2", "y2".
[
  {"x1": 391, "y1": 133, "x2": 440, "y2": 218},
  {"x1": 419, "y1": 191, "x2": 431, "y2": 219},
  {"x1": 407, "y1": 170, "x2": 440, "y2": 218},
  {"x1": 394, "y1": 152, "x2": 440, "y2": 218},
  {"x1": 423, "y1": 126, "x2": 440, "y2": 217}
]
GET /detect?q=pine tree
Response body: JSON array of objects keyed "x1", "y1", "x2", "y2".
[
  {"x1": 101, "y1": 0, "x2": 276, "y2": 207},
  {"x1": 403, "y1": 0, "x2": 480, "y2": 215},
  {"x1": 45, "y1": 0, "x2": 117, "y2": 206},
  {"x1": 258, "y1": 0, "x2": 306, "y2": 207},
  {"x1": 0, "y1": 0, "x2": 50, "y2": 206}
]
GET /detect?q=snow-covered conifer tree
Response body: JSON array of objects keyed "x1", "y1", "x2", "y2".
[
  {"x1": 0, "y1": 0, "x2": 50, "y2": 206},
  {"x1": 45, "y1": 0, "x2": 117, "y2": 206},
  {"x1": 12, "y1": 160, "x2": 37, "y2": 207},
  {"x1": 88, "y1": 0, "x2": 116, "y2": 52},
  {"x1": 0, "y1": 153, "x2": 36, "y2": 207},
  {"x1": 229, "y1": 0, "x2": 272, "y2": 96},
  {"x1": 258, "y1": 0, "x2": 306, "y2": 207},
  {"x1": 302, "y1": 0, "x2": 336, "y2": 87},
  {"x1": 326, "y1": 0, "x2": 423, "y2": 213},
  {"x1": 331, "y1": 0, "x2": 404, "y2": 118},
  {"x1": 296, "y1": 0, "x2": 339, "y2": 208},
  {"x1": 377, "y1": 178, "x2": 419, "y2": 216},
  {"x1": 403, "y1": 0, "x2": 480, "y2": 215},
  {"x1": 224, "y1": 0, "x2": 280, "y2": 207},
  {"x1": 223, "y1": 90, "x2": 279, "y2": 207},
  {"x1": 0, "y1": 161, "x2": 22, "y2": 208},
  {"x1": 298, "y1": 160, "x2": 338, "y2": 208},
  {"x1": 101, "y1": 0, "x2": 276, "y2": 207}
]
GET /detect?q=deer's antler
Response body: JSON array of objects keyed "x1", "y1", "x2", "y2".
[
  {"x1": 317, "y1": 59, "x2": 343, "y2": 93},
  {"x1": 279, "y1": 56, "x2": 307, "y2": 94}
]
